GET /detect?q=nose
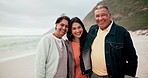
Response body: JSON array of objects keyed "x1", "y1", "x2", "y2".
[
  {"x1": 96, "y1": 16, "x2": 103, "y2": 21},
  {"x1": 62, "y1": 26, "x2": 66, "y2": 30},
  {"x1": 76, "y1": 29, "x2": 80, "y2": 33},
  {"x1": 98, "y1": 16, "x2": 103, "y2": 20}
]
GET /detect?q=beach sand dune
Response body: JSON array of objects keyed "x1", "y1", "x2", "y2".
[{"x1": 0, "y1": 33, "x2": 148, "y2": 78}]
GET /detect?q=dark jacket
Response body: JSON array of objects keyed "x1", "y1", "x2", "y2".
[{"x1": 80, "y1": 22, "x2": 138, "y2": 78}]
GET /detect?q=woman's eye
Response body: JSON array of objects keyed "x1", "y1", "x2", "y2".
[{"x1": 60, "y1": 24, "x2": 64, "y2": 26}]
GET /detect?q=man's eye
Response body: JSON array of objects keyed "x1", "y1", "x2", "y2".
[
  {"x1": 101, "y1": 14, "x2": 106, "y2": 16},
  {"x1": 96, "y1": 15, "x2": 100, "y2": 17}
]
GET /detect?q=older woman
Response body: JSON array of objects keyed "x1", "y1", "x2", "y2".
[{"x1": 35, "y1": 15, "x2": 70, "y2": 78}]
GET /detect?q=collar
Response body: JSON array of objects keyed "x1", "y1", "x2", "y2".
[
  {"x1": 90, "y1": 20, "x2": 117, "y2": 36},
  {"x1": 106, "y1": 20, "x2": 113, "y2": 32},
  {"x1": 108, "y1": 21, "x2": 117, "y2": 36}
]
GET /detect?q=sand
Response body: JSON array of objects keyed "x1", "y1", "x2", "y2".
[
  {"x1": 0, "y1": 33, "x2": 148, "y2": 78},
  {"x1": 132, "y1": 35, "x2": 148, "y2": 78},
  {"x1": 0, "y1": 49, "x2": 36, "y2": 78}
]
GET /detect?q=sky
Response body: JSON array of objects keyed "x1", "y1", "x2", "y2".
[{"x1": 0, "y1": 0, "x2": 101, "y2": 35}]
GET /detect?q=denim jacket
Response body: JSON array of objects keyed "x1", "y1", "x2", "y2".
[{"x1": 80, "y1": 22, "x2": 138, "y2": 78}]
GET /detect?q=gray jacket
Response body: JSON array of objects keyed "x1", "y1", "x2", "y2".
[
  {"x1": 65, "y1": 40, "x2": 89, "y2": 78},
  {"x1": 65, "y1": 40, "x2": 75, "y2": 78}
]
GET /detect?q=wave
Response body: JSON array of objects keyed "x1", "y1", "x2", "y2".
[{"x1": 0, "y1": 35, "x2": 41, "y2": 53}]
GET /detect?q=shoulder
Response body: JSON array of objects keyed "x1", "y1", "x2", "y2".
[
  {"x1": 39, "y1": 33, "x2": 54, "y2": 44},
  {"x1": 43, "y1": 33, "x2": 53, "y2": 38},
  {"x1": 112, "y1": 22, "x2": 132, "y2": 38},
  {"x1": 64, "y1": 39, "x2": 71, "y2": 46},
  {"x1": 88, "y1": 24, "x2": 99, "y2": 34},
  {"x1": 42, "y1": 33, "x2": 54, "y2": 39},
  {"x1": 64, "y1": 39, "x2": 69, "y2": 43},
  {"x1": 89, "y1": 24, "x2": 99, "y2": 30},
  {"x1": 113, "y1": 22, "x2": 129, "y2": 33}
]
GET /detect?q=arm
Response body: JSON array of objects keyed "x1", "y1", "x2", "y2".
[
  {"x1": 35, "y1": 36, "x2": 50, "y2": 78},
  {"x1": 124, "y1": 31, "x2": 138, "y2": 77}
]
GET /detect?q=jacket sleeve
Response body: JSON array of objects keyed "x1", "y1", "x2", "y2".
[
  {"x1": 124, "y1": 31, "x2": 138, "y2": 77},
  {"x1": 35, "y1": 36, "x2": 50, "y2": 78}
]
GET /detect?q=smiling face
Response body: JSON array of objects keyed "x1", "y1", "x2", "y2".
[
  {"x1": 95, "y1": 8, "x2": 111, "y2": 30},
  {"x1": 71, "y1": 22, "x2": 83, "y2": 39},
  {"x1": 54, "y1": 19, "x2": 69, "y2": 38}
]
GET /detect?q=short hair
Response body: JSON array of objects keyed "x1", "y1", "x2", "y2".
[
  {"x1": 95, "y1": 5, "x2": 110, "y2": 13},
  {"x1": 55, "y1": 15, "x2": 70, "y2": 24}
]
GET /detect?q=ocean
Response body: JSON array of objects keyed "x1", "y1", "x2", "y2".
[
  {"x1": 0, "y1": 35, "x2": 67, "y2": 61},
  {"x1": 0, "y1": 35, "x2": 41, "y2": 53}
]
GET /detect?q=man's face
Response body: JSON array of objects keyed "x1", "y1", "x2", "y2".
[{"x1": 94, "y1": 8, "x2": 111, "y2": 29}]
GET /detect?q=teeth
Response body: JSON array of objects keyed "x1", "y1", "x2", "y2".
[
  {"x1": 61, "y1": 30, "x2": 65, "y2": 33},
  {"x1": 77, "y1": 33, "x2": 81, "y2": 35},
  {"x1": 99, "y1": 21, "x2": 104, "y2": 23},
  {"x1": 75, "y1": 32, "x2": 81, "y2": 35}
]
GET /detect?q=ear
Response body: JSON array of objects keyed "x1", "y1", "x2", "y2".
[
  {"x1": 55, "y1": 24, "x2": 58, "y2": 30},
  {"x1": 109, "y1": 13, "x2": 112, "y2": 17}
]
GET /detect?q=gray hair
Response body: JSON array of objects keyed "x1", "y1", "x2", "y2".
[{"x1": 95, "y1": 5, "x2": 110, "y2": 13}]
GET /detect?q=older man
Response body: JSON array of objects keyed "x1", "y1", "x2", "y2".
[{"x1": 80, "y1": 5, "x2": 138, "y2": 78}]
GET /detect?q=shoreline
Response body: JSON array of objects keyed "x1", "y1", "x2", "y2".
[
  {"x1": 0, "y1": 31, "x2": 148, "y2": 78},
  {"x1": 0, "y1": 48, "x2": 36, "y2": 63}
]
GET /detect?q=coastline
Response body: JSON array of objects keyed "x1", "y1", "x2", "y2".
[{"x1": 0, "y1": 31, "x2": 148, "y2": 78}]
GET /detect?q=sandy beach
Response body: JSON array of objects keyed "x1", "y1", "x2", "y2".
[
  {"x1": 0, "y1": 32, "x2": 148, "y2": 78},
  {"x1": 132, "y1": 35, "x2": 148, "y2": 78},
  {"x1": 0, "y1": 49, "x2": 36, "y2": 78}
]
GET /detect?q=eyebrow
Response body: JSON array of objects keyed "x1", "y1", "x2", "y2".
[{"x1": 60, "y1": 23, "x2": 68, "y2": 25}]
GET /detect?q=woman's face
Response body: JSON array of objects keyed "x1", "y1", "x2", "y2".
[
  {"x1": 55, "y1": 19, "x2": 69, "y2": 38},
  {"x1": 71, "y1": 22, "x2": 83, "y2": 39}
]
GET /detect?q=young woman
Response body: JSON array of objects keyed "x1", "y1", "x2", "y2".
[
  {"x1": 35, "y1": 15, "x2": 70, "y2": 78},
  {"x1": 65, "y1": 17, "x2": 87, "y2": 78}
]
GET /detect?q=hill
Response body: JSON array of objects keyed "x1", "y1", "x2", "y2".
[{"x1": 83, "y1": 0, "x2": 148, "y2": 31}]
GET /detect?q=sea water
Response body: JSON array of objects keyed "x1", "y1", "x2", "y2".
[
  {"x1": 0, "y1": 35, "x2": 41, "y2": 62},
  {"x1": 0, "y1": 35, "x2": 41, "y2": 53}
]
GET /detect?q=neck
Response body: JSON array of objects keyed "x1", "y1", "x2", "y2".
[
  {"x1": 53, "y1": 32, "x2": 62, "y2": 39},
  {"x1": 73, "y1": 38, "x2": 80, "y2": 43},
  {"x1": 99, "y1": 20, "x2": 112, "y2": 30}
]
